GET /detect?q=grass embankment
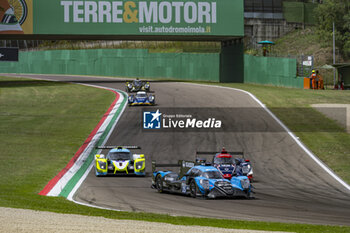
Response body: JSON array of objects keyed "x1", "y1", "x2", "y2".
[
  {"x1": 1, "y1": 76, "x2": 350, "y2": 232},
  {"x1": 246, "y1": 26, "x2": 350, "y2": 85},
  {"x1": 272, "y1": 27, "x2": 336, "y2": 65},
  {"x1": 206, "y1": 82, "x2": 350, "y2": 184},
  {"x1": 0, "y1": 76, "x2": 114, "y2": 209},
  {"x1": 272, "y1": 27, "x2": 349, "y2": 85}
]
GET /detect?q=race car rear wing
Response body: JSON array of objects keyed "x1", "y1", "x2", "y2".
[
  {"x1": 96, "y1": 146, "x2": 141, "y2": 150},
  {"x1": 196, "y1": 151, "x2": 244, "y2": 156},
  {"x1": 196, "y1": 151, "x2": 252, "y2": 164},
  {"x1": 152, "y1": 160, "x2": 195, "y2": 177},
  {"x1": 196, "y1": 151, "x2": 245, "y2": 158},
  {"x1": 196, "y1": 151, "x2": 246, "y2": 164}
]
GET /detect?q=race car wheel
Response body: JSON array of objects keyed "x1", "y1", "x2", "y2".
[
  {"x1": 190, "y1": 180, "x2": 197, "y2": 198},
  {"x1": 155, "y1": 175, "x2": 163, "y2": 193},
  {"x1": 247, "y1": 191, "x2": 255, "y2": 199},
  {"x1": 95, "y1": 168, "x2": 101, "y2": 177}
]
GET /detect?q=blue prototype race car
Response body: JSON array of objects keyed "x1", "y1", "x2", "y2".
[
  {"x1": 151, "y1": 160, "x2": 253, "y2": 199},
  {"x1": 128, "y1": 91, "x2": 155, "y2": 106},
  {"x1": 94, "y1": 146, "x2": 145, "y2": 176}
]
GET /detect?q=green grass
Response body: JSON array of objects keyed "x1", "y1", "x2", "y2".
[
  {"x1": 202, "y1": 82, "x2": 350, "y2": 184},
  {"x1": 1, "y1": 76, "x2": 350, "y2": 233},
  {"x1": 0, "y1": 76, "x2": 115, "y2": 201}
]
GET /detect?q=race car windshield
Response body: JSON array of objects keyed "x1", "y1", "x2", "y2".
[
  {"x1": 203, "y1": 171, "x2": 223, "y2": 179},
  {"x1": 107, "y1": 152, "x2": 131, "y2": 160},
  {"x1": 133, "y1": 80, "x2": 142, "y2": 86},
  {"x1": 213, "y1": 157, "x2": 234, "y2": 164},
  {"x1": 137, "y1": 93, "x2": 147, "y2": 98}
]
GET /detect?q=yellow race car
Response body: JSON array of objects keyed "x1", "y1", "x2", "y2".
[
  {"x1": 95, "y1": 146, "x2": 145, "y2": 176},
  {"x1": 125, "y1": 79, "x2": 150, "y2": 93}
]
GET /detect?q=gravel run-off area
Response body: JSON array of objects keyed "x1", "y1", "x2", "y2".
[{"x1": 0, "y1": 207, "x2": 292, "y2": 233}]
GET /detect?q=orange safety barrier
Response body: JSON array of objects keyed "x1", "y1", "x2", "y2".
[{"x1": 304, "y1": 77, "x2": 311, "y2": 89}]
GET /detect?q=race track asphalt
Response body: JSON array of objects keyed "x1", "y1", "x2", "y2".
[{"x1": 5, "y1": 74, "x2": 350, "y2": 226}]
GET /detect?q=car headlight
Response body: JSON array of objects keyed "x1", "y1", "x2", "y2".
[
  {"x1": 98, "y1": 161, "x2": 106, "y2": 170},
  {"x1": 200, "y1": 179, "x2": 210, "y2": 190},
  {"x1": 240, "y1": 179, "x2": 250, "y2": 189},
  {"x1": 135, "y1": 161, "x2": 143, "y2": 170}
]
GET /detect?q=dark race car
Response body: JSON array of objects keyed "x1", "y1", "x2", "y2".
[
  {"x1": 198, "y1": 148, "x2": 254, "y2": 181},
  {"x1": 151, "y1": 160, "x2": 253, "y2": 199},
  {"x1": 234, "y1": 157, "x2": 254, "y2": 181},
  {"x1": 212, "y1": 150, "x2": 236, "y2": 180},
  {"x1": 125, "y1": 79, "x2": 150, "y2": 93}
]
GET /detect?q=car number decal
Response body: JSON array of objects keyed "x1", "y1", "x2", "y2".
[{"x1": 181, "y1": 182, "x2": 186, "y2": 193}]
